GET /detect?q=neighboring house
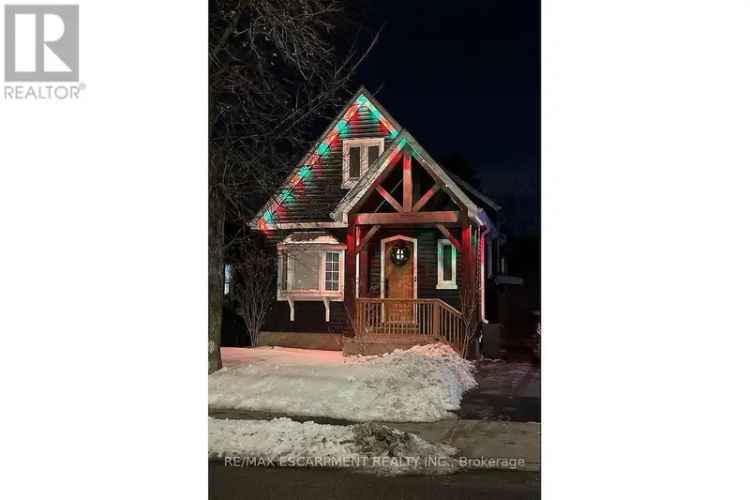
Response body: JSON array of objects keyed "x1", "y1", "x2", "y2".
[{"x1": 248, "y1": 87, "x2": 504, "y2": 354}]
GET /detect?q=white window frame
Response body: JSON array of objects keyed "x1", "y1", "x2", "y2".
[
  {"x1": 223, "y1": 263, "x2": 233, "y2": 295},
  {"x1": 276, "y1": 245, "x2": 346, "y2": 302},
  {"x1": 436, "y1": 239, "x2": 457, "y2": 290},
  {"x1": 342, "y1": 137, "x2": 384, "y2": 188}
]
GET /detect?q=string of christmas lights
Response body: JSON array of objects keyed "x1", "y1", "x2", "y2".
[{"x1": 258, "y1": 95, "x2": 399, "y2": 229}]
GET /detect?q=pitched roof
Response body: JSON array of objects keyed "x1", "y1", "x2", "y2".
[
  {"x1": 249, "y1": 87, "x2": 496, "y2": 230},
  {"x1": 248, "y1": 87, "x2": 402, "y2": 229}
]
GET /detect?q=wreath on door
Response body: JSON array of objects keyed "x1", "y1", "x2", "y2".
[{"x1": 390, "y1": 243, "x2": 411, "y2": 266}]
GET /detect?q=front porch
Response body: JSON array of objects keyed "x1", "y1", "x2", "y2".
[
  {"x1": 336, "y1": 138, "x2": 489, "y2": 356},
  {"x1": 354, "y1": 297, "x2": 466, "y2": 354}
]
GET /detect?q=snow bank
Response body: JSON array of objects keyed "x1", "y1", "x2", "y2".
[
  {"x1": 209, "y1": 417, "x2": 458, "y2": 475},
  {"x1": 209, "y1": 343, "x2": 477, "y2": 422}
]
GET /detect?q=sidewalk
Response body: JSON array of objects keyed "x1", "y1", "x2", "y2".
[
  {"x1": 387, "y1": 419, "x2": 540, "y2": 472},
  {"x1": 209, "y1": 408, "x2": 540, "y2": 472}
]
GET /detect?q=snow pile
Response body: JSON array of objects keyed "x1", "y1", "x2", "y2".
[
  {"x1": 209, "y1": 417, "x2": 458, "y2": 475},
  {"x1": 209, "y1": 344, "x2": 477, "y2": 422},
  {"x1": 345, "y1": 343, "x2": 477, "y2": 415}
]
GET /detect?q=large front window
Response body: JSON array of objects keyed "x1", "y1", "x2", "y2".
[
  {"x1": 291, "y1": 250, "x2": 321, "y2": 291},
  {"x1": 277, "y1": 244, "x2": 345, "y2": 300}
]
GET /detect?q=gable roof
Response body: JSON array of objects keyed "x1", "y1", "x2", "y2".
[
  {"x1": 249, "y1": 87, "x2": 496, "y2": 231},
  {"x1": 248, "y1": 87, "x2": 402, "y2": 230},
  {"x1": 331, "y1": 129, "x2": 484, "y2": 225}
]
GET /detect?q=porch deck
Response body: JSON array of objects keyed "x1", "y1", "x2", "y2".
[{"x1": 355, "y1": 298, "x2": 466, "y2": 354}]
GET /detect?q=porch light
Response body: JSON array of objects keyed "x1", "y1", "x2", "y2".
[{"x1": 390, "y1": 244, "x2": 411, "y2": 266}]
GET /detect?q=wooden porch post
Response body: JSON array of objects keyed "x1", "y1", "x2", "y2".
[
  {"x1": 345, "y1": 223, "x2": 357, "y2": 337},
  {"x1": 461, "y1": 222, "x2": 480, "y2": 356},
  {"x1": 358, "y1": 243, "x2": 369, "y2": 298},
  {"x1": 461, "y1": 223, "x2": 474, "y2": 286},
  {"x1": 461, "y1": 223, "x2": 479, "y2": 317}
]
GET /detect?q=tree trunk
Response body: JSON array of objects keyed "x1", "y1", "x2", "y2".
[{"x1": 208, "y1": 163, "x2": 225, "y2": 373}]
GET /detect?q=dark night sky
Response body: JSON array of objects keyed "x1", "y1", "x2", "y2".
[{"x1": 353, "y1": 0, "x2": 540, "y2": 235}]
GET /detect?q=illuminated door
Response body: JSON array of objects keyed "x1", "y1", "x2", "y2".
[{"x1": 384, "y1": 239, "x2": 416, "y2": 323}]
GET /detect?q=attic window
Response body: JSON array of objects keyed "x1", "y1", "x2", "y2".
[{"x1": 342, "y1": 138, "x2": 384, "y2": 188}]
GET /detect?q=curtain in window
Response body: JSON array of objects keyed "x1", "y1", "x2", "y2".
[{"x1": 291, "y1": 251, "x2": 320, "y2": 290}]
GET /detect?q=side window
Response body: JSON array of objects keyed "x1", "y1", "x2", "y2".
[
  {"x1": 279, "y1": 253, "x2": 288, "y2": 291},
  {"x1": 324, "y1": 251, "x2": 341, "y2": 291},
  {"x1": 224, "y1": 264, "x2": 233, "y2": 295},
  {"x1": 436, "y1": 239, "x2": 457, "y2": 289}
]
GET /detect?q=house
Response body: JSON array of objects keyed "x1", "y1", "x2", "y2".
[{"x1": 248, "y1": 88, "x2": 504, "y2": 356}]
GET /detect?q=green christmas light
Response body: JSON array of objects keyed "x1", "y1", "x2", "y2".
[
  {"x1": 261, "y1": 94, "x2": 400, "y2": 226},
  {"x1": 279, "y1": 188, "x2": 294, "y2": 203},
  {"x1": 298, "y1": 165, "x2": 313, "y2": 180}
]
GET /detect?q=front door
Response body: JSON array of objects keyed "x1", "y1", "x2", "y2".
[{"x1": 384, "y1": 238, "x2": 416, "y2": 323}]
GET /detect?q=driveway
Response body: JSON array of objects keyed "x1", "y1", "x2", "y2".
[{"x1": 457, "y1": 359, "x2": 541, "y2": 422}]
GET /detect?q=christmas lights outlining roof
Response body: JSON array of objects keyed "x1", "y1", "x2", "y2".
[
  {"x1": 248, "y1": 87, "x2": 403, "y2": 231},
  {"x1": 248, "y1": 86, "x2": 498, "y2": 232}
]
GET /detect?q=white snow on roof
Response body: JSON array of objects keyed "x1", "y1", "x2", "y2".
[
  {"x1": 282, "y1": 231, "x2": 341, "y2": 245},
  {"x1": 209, "y1": 344, "x2": 477, "y2": 422}
]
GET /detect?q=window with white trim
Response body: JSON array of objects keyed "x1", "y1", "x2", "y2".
[
  {"x1": 436, "y1": 239, "x2": 457, "y2": 289},
  {"x1": 324, "y1": 251, "x2": 340, "y2": 291},
  {"x1": 224, "y1": 263, "x2": 233, "y2": 295},
  {"x1": 277, "y1": 246, "x2": 345, "y2": 299},
  {"x1": 342, "y1": 137, "x2": 384, "y2": 188}
]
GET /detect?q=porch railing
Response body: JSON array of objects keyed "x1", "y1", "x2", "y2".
[{"x1": 355, "y1": 298, "x2": 465, "y2": 354}]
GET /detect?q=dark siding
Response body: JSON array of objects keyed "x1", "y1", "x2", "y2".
[
  {"x1": 263, "y1": 300, "x2": 347, "y2": 334},
  {"x1": 272, "y1": 107, "x2": 393, "y2": 224}
]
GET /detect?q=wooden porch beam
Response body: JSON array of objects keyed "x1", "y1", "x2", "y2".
[
  {"x1": 353, "y1": 211, "x2": 460, "y2": 225},
  {"x1": 375, "y1": 186, "x2": 403, "y2": 212},
  {"x1": 348, "y1": 151, "x2": 404, "y2": 217},
  {"x1": 403, "y1": 152, "x2": 413, "y2": 211},
  {"x1": 413, "y1": 184, "x2": 440, "y2": 212},
  {"x1": 355, "y1": 224, "x2": 381, "y2": 254},
  {"x1": 435, "y1": 224, "x2": 461, "y2": 250}
]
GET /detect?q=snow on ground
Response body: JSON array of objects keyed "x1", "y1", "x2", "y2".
[
  {"x1": 209, "y1": 344, "x2": 477, "y2": 422},
  {"x1": 220, "y1": 346, "x2": 344, "y2": 368},
  {"x1": 209, "y1": 417, "x2": 458, "y2": 475}
]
